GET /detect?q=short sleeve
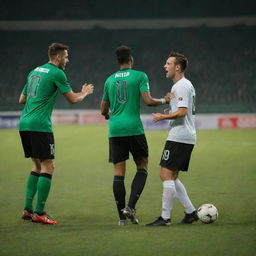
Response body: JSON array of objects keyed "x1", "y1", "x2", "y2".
[
  {"x1": 22, "y1": 81, "x2": 28, "y2": 95},
  {"x1": 102, "y1": 80, "x2": 109, "y2": 101},
  {"x1": 176, "y1": 85, "x2": 189, "y2": 108},
  {"x1": 21, "y1": 72, "x2": 32, "y2": 95},
  {"x1": 54, "y1": 70, "x2": 72, "y2": 94},
  {"x1": 139, "y1": 73, "x2": 150, "y2": 93}
]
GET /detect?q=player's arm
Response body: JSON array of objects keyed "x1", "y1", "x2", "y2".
[
  {"x1": 19, "y1": 78, "x2": 29, "y2": 104},
  {"x1": 64, "y1": 83, "x2": 94, "y2": 104},
  {"x1": 141, "y1": 91, "x2": 171, "y2": 106},
  {"x1": 152, "y1": 107, "x2": 187, "y2": 122},
  {"x1": 140, "y1": 72, "x2": 173, "y2": 106},
  {"x1": 100, "y1": 100, "x2": 110, "y2": 120},
  {"x1": 19, "y1": 94, "x2": 27, "y2": 104}
]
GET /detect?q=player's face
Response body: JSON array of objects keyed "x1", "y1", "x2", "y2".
[
  {"x1": 58, "y1": 50, "x2": 69, "y2": 70},
  {"x1": 164, "y1": 57, "x2": 177, "y2": 79}
]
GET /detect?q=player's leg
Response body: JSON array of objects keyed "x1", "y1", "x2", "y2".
[
  {"x1": 29, "y1": 131, "x2": 57, "y2": 224},
  {"x1": 175, "y1": 175, "x2": 198, "y2": 223},
  {"x1": 146, "y1": 141, "x2": 178, "y2": 226},
  {"x1": 121, "y1": 157, "x2": 148, "y2": 224},
  {"x1": 171, "y1": 142, "x2": 198, "y2": 223},
  {"x1": 127, "y1": 156, "x2": 148, "y2": 210},
  {"x1": 32, "y1": 159, "x2": 57, "y2": 224},
  {"x1": 22, "y1": 158, "x2": 41, "y2": 219},
  {"x1": 160, "y1": 167, "x2": 178, "y2": 220},
  {"x1": 19, "y1": 131, "x2": 40, "y2": 220},
  {"x1": 175, "y1": 178, "x2": 197, "y2": 223},
  {"x1": 146, "y1": 167, "x2": 178, "y2": 227},
  {"x1": 113, "y1": 161, "x2": 127, "y2": 224},
  {"x1": 129, "y1": 134, "x2": 149, "y2": 209},
  {"x1": 109, "y1": 137, "x2": 129, "y2": 225},
  {"x1": 122, "y1": 135, "x2": 148, "y2": 224},
  {"x1": 34, "y1": 159, "x2": 54, "y2": 215}
]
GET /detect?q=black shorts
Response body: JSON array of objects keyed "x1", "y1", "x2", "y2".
[
  {"x1": 19, "y1": 131, "x2": 55, "y2": 159},
  {"x1": 109, "y1": 134, "x2": 148, "y2": 164},
  {"x1": 160, "y1": 141, "x2": 194, "y2": 171}
]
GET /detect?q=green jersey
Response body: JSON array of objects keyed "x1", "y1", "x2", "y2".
[
  {"x1": 19, "y1": 63, "x2": 72, "y2": 132},
  {"x1": 102, "y1": 68, "x2": 150, "y2": 137}
]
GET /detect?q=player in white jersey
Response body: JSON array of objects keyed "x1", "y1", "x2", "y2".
[
  {"x1": 146, "y1": 52, "x2": 198, "y2": 226},
  {"x1": 167, "y1": 76, "x2": 196, "y2": 144}
]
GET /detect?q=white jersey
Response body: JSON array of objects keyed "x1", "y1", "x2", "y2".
[{"x1": 167, "y1": 77, "x2": 196, "y2": 144}]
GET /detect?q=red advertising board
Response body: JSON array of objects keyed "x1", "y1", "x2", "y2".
[{"x1": 218, "y1": 115, "x2": 256, "y2": 129}]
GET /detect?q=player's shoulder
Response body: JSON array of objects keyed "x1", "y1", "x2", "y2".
[
  {"x1": 49, "y1": 64, "x2": 67, "y2": 80},
  {"x1": 105, "y1": 72, "x2": 117, "y2": 82},
  {"x1": 177, "y1": 77, "x2": 194, "y2": 89},
  {"x1": 131, "y1": 69, "x2": 148, "y2": 77},
  {"x1": 31, "y1": 63, "x2": 63, "y2": 77},
  {"x1": 129, "y1": 69, "x2": 149, "y2": 82},
  {"x1": 184, "y1": 78, "x2": 195, "y2": 92},
  {"x1": 173, "y1": 77, "x2": 195, "y2": 95}
]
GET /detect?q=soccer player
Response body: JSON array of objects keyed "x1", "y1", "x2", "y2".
[
  {"x1": 100, "y1": 45, "x2": 170, "y2": 225},
  {"x1": 19, "y1": 42, "x2": 94, "y2": 224},
  {"x1": 146, "y1": 52, "x2": 198, "y2": 226}
]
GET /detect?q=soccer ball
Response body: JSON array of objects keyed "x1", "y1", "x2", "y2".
[{"x1": 197, "y1": 204, "x2": 218, "y2": 224}]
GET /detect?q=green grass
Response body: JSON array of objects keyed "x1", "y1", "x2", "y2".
[{"x1": 0, "y1": 126, "x2": 256, "y2": 256}]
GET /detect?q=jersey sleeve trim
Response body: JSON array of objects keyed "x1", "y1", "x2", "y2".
[{"x1": 61, "y1": 88, "x2": 72, "y2": 94}]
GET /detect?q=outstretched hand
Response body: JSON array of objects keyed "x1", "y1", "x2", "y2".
[
  {"x1": 152, "y1": 113, "x2": 164, "y2": 122},
  {"x1": 82, "y1": 83, "x2": 94, "y2": 96},
  {"x1": 164, "y1": 92, "x2": 175, "y2": 103}
]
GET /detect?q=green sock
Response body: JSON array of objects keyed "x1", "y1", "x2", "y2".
[
  {"x1": 35, "y1": 174, "x2": 52, "y2": 214},
  {"x1": 24, "y1": 172, "x2": 40, "y2": 212}
]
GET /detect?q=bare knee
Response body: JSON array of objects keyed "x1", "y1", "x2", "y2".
[
  {"x1": 41, "y1": 159, "x2": 55, "y2": 175},
  {"x1": 31, "y1": 158, "x2": 41, "y2": 173},
  {"x1": 135, "y1": 157, "x2": 148, "y2": 170},
  {"x1": 160, "y1": 167, "x2": 179, "y2": 181},
  {"x1": 114, "y1": 161, "x2": 126, "y2": 176}
]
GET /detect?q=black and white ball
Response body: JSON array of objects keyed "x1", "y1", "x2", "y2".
[{"x1": 197, "y1": 204, "x2": 218, "y2": 224}]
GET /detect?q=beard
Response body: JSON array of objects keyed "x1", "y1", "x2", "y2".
[{"x1": 59, "y1": 63, "x2": 65, "y2": 70}]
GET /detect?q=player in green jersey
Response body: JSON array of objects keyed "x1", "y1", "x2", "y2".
[
  {"x1": 100, "y1": 45, "x2": 171, "y2": 225},
  {"x1": 19, "y1": 42, "x2": 94, "y2": 224}
]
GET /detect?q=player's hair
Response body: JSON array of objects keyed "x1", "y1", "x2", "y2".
[
  {"x1": 169, "y1": 51, "x2": 188, "y2": 72},
  {"x1": 48, "y1": 42, "x2": 69, "y2": 60},
  {"x1": 115, "y1": 45, "x2": 132, "y2": 64}
]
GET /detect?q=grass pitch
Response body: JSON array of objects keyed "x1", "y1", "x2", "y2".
[{"x1": 0, "y1": 125, "x2": 255, "y2": 256}]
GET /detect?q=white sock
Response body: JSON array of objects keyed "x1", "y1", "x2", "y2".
[
  {"x1": 161, "y1": 180, "x2": 176, "y2": 220},
  {"x1": 174, "y1": 179, "x2": 195, "y2": 214}
]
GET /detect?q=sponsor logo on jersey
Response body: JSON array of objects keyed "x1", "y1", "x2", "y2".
[
  {"x1": 115, "y1": 72, "x2": 130, "y2": 78},
  {"x1": 35, "y1": 67, "x2": 50, "y2": 73}
]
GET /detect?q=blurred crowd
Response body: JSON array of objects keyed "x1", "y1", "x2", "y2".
[
  {"x1": 1, "y1": 0, "x2": 254, "y2": 20},
  {"x1": 0, "y1": 26, "x2": 255, "y2": 113}
]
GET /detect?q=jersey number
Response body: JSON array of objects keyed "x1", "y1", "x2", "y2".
[
  {"x1": 192, "y1": 95, "x2": 196, "y2": 115},
  {"x1": 116, "y1": 81, "x2": 128, "y2": 103},
  {"x1": 28, "y1": 75, "x2": 41, "y2": 97},
  {"x1": 162, "y1": 150, "x2": 170, "y2": 161}
]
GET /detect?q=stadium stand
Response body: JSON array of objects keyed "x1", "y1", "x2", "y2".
[
  {"x1": 0, "y1": 26, "x2": 255, "y2": 113},
  {"x1": 0, "y1": 0, "x2": 255, "y2": 113},
  {"x1": 1, "y1": 0, "x2": 255, "y2": 20}
]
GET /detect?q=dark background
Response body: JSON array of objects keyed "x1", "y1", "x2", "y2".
[{"x1": 0, "y1": 0, "x2": 255, "y2": 113}]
